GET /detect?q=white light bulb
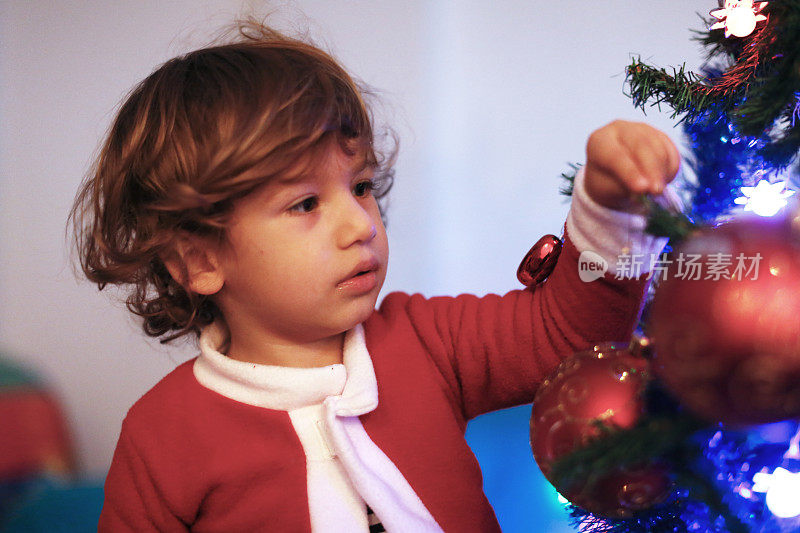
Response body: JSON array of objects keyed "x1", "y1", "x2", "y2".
[
  {"x1": 753, "y1": 468, "x2": 800, "y2": 518},
  {"x1": 726, "y1": 6, "x2": 758, "y2": 37},
  {"x1": 734, "y1": 180, "x2": 796, "y2": 217},
  {"x1": 709, "y1": 1, "x2": 769, "y2": 38}
]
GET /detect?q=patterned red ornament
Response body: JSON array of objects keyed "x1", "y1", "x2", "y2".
[
  {"x1": 650, "y1": 211, "x2": 800, "y2": 424},
  {"x1": 530, "y1": 340, "x2": 671, "y2": 517},
  {"x1": 517, "y1": 234, "x2": 562, "y2": 287}
]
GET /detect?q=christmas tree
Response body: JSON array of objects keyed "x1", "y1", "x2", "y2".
[{"x1": 529, "y1": 2, "x2": 800, "y2": 531}]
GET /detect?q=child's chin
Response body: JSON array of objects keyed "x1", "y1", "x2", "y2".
[{"x1": 351, "y1": 299, "x2": 378, "y2": 324}]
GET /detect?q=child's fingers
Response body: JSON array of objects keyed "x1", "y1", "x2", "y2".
[
  {"x1": 584, "y1": 163, "x2": 645, "y2": 212},
  {"x1": 619, "y1": 129, "x2": 679, "y2": 194},
  {"x1": 585, "y1": 120, "x2": 682, "y2": 212},
  {"x1": 586, "y1": 126, "x2": 651, "y2": 195},
  {"x1": 584, "y1": 156, "x2": 652, "y2": 213},
  {"x1": 640, "y1": 128, "x2": 681, "y2": 185},
  {"x1": 660, "y1": 130, "x2": 681, "y2": 183},
  {"x1": 621, "y1": 134, "x2": 669, "y2": 194}
]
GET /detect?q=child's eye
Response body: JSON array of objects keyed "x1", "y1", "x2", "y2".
[
  {"x1": 289, "y1": 196, "x2": 318, "y2": 214},
  {"x1": 354, "y1": 179, "x2": 376, "y2": 197}
]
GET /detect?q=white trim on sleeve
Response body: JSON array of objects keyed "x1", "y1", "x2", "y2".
[{"x1": 566, "y1": 165, "x2": 678, "y2": 276}]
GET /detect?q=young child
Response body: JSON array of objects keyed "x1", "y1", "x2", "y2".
[{"x1": 71, "y1": 21, "x2": 679, "y2": 532}]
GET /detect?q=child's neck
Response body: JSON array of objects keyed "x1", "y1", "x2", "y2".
[{"x1": 222, "y1": 322, "x2": 345, "y2": 368}]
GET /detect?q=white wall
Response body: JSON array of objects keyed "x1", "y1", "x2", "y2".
[{"x1": 1, "y1": 1, "x2": 705, "y2": 478}]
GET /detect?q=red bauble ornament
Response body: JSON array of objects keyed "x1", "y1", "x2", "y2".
[
  {"x1": 530, "y1": 340, "x2": 671, "y2": 517},
  {"x1": 517, "y1": 234, "x2": 562, "y2": 287},
  {"x1": 650, "y1": 211, "x2": 800, "y2": 425}
]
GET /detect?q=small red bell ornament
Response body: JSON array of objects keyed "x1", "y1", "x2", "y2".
[
  {"x1": 529, "y1": 338, "x2": 672, "y2": 518},
  {"x1": 517, "y1": 234, "x2": 562, "y2": 287},
  {"x1": 650, "y1": 206, "x2": 800, "y2": 425}
]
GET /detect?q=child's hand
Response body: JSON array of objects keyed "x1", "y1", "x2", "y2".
[{"x1": 583, "y1": 120, "x2": 680, "y2": 214}]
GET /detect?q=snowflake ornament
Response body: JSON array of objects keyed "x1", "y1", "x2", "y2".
[
  {"x1": 734, "y1": 179, "x2": 796, "y2": 216},
  {"x1": 710, "y1": 0, "x2": 768, "y2": 38}
]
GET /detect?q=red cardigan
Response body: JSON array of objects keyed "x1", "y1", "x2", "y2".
[{"x1": 99, "y1": 231, "x2": 652, "y2": 532}]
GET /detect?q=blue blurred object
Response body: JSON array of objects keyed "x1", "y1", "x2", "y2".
[
  {"x1": 0, "y1": 475, "x2": 104, "y2": 533},
  {"x1": 466, "y1": 404, "x2": 574, "y2": 533},
  {"x1": 0, "y1": 354, "x2": 100, "y2": 532}
]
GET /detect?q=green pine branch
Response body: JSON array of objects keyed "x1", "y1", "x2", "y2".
[
  {"x1": 624, "y1": 1, "x2": 800, "y2": 168},
  {"x1": 548, "y1": 414, "x2": 704, "y2": 492},
  {"x1": 548, "y1": 413, "x2": 750, "y2": 532},
  {"x1": 640, "y1": 196, "x2": 702, "y2": 246},
  {"x1": 559, "y1": 165, "x2": 701, "y2": 246},
  {"x1": 558, "y1": 163, "x2": 581, "y2": 197},
  {"x1": 625, "y1": 59, "x2": 722, "y2": 124}
]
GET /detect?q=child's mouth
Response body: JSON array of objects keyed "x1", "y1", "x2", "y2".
[{"x1": 337, "y1": 269, "x2": 378, "y2": 293}]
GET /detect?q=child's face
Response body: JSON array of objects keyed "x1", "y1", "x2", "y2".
[{"x1": 212, "y1": 145, "x2": 389, "y2": 343}]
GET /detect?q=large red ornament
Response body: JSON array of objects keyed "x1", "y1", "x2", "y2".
[
  {"x1": 650, "y1": 210, "x2": 800, "y2": 425},
  {"x1": 530, "y1": 340, "x2": 671, "y2": 517}
]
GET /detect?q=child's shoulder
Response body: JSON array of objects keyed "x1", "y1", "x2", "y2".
[
  {"x1": 367, "y1": 290, "x2": 435, "y2": 333},
  {"x1": 371, "y1": 289, "x2": 490, "y2": 324},
  {"x1": 373, "y1": 289, "x2": 467, "y2": 316},
  {"x1": 121, "y1": 358, "x2": 202, "y2": 435},
  {"x1": 119, "y1": 356, "x2": 296, "y2": 443}
]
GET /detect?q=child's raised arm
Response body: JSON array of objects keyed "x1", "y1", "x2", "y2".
[{"x1": 369, "y1": 121, "x2": 679, "y2": 422}]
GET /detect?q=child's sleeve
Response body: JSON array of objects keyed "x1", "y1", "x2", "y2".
[
  {"x1": 396, "y1": 166, "x2": 671, "y2": 421},
  {"x1": 98, "y1": 423, "x2": 189, "y2": 532}
]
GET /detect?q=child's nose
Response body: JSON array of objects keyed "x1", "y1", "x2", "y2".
[{"x1": 336, "y1": 194, "x2": 377, "y2": 246}]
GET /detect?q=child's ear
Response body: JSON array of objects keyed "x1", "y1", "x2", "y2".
[{"x1": 162, "y1": 235, "x2": 224, "y2": 296}]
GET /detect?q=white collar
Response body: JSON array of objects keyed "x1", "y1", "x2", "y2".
[{"x1": 193, "y1": 321, "x2": 378, "y2": 415}]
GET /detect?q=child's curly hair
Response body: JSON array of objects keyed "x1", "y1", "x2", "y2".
[{"x1": 69, "y1": 20, "x2": 396, "y2": 344}]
